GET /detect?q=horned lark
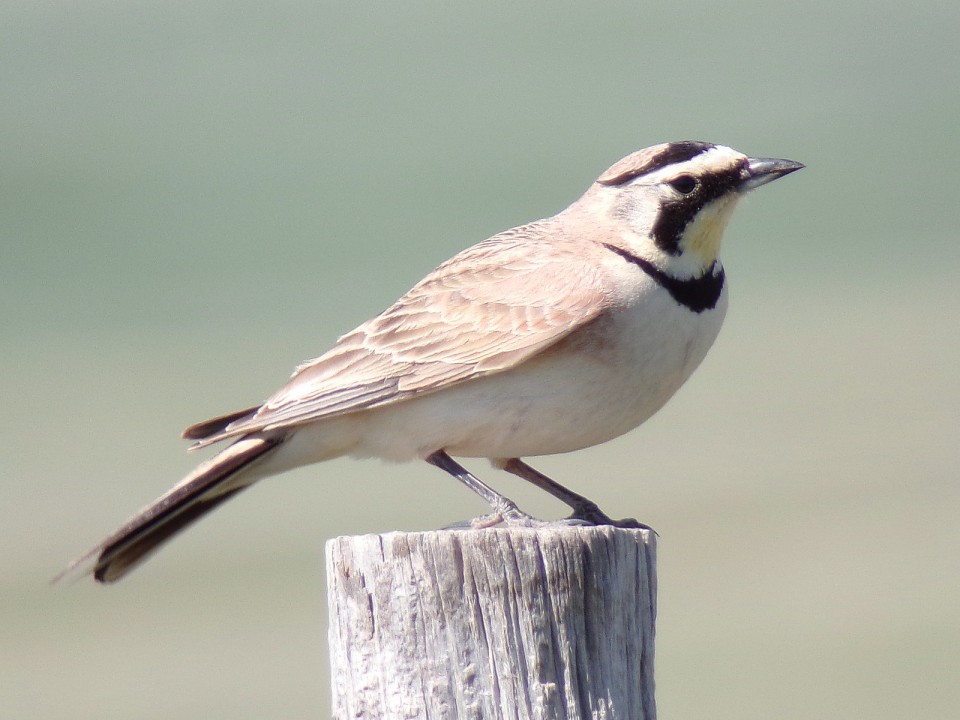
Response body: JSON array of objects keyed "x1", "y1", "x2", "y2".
[{"x1": 63, "y1": 141, "x2": 802, "y2": 582}]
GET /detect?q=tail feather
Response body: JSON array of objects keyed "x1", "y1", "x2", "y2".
[
  {"x1": 95, "y1": 485, "x2": 249, "y2": 582},
  {"x1": 57, "y1": 435, "x2": 282, "y2": 584}
]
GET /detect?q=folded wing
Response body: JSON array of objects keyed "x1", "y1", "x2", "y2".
[{"x1": 188, "y1": 221, "x2": 610, "y2": 447}]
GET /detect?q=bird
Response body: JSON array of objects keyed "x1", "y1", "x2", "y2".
[{"x1": 61, "y1": 141, "x2": 802, "y2": 583}]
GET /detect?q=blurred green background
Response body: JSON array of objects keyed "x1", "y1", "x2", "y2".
[{"x1": 3, "y1": 1, "x2": 958, "y2": 718}]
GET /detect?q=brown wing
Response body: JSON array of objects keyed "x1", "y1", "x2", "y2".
[{"x1": 191, "y1": 220, "x2": 610, "y2": 446}]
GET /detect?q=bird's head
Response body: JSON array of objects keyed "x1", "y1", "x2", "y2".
[{"x1": 585, "y1": 141, "x2": 803, "y2": 278}]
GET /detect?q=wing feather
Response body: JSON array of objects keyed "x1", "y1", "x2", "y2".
[{"x1": 191, "y1": 220, "x2": 610, "y2": 447}]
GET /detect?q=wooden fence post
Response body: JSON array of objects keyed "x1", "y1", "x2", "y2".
[{"x1": 326, "y1": 526, "x2": 657, "y2": 719}]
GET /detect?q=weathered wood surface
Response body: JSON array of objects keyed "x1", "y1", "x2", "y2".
[{"x1": 326, "y1": 526, "x2": 657, "y2": 719}]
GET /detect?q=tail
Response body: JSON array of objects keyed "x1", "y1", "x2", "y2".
[{"x1": 57, "y1": 435, "x2": 282, "y2": 584}]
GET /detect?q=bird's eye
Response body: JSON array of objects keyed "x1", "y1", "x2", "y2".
[{"x1": 669, "y1": 174, "x2": 697, "y2": 195}]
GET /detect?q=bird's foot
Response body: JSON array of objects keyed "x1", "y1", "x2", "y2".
[
  {"x1": 568, "y1": 501, "x2": 654, "y2": 532},
  {"x1": 445, "y1": 500, "x2": 650, "y2": 532},
  {"x1": 471, "y1": 500, "x2": 548, "y2": 528}
]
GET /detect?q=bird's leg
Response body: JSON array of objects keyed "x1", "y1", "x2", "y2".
[
  {"x1": 425, "y1": 450, "x2": 542, "y2": 527},
  {"x1": 498, "y1": 458, "x2": 651, "y2": 530}
]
